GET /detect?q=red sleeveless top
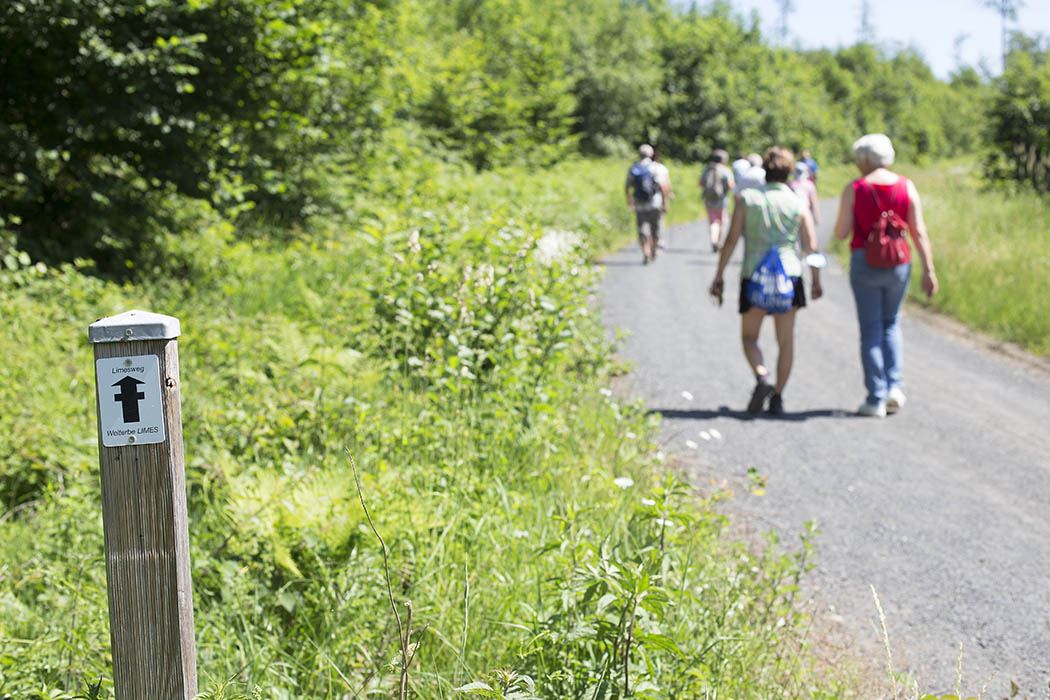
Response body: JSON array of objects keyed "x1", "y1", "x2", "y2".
[{"x1": 851, "y1": 176, "x2": 910, "y2": 250}]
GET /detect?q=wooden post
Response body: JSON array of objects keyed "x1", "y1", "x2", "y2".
[{"x1": 89, "y1": 310, "x2": 197, "y2": 700}]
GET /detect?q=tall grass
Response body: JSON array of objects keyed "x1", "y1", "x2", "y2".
[{"x1": 909, "y1": 161, "x2": 1050, "y2": 355}]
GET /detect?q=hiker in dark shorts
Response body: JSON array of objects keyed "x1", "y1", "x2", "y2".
[{"x1": 709, "y1": 147, "x2": 823, "y2": 416}]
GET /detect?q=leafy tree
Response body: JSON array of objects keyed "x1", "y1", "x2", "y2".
[
  {"x1": 397, "y1": 0, "x2": 577, "y2": 169},
  {"x1": 565, "y1": 0, "x2": 667, "y2": 155},
  {"x1": 0, "y1": 0, "x2": 392, "y2": 271},
  {"x1": 985, "y1": 34, "x2": 1050, "y2": 190}
]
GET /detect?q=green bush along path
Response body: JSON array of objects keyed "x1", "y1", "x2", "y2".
[
  {"x1": 599, "y1": 202, "x2": 1050, "y2": 699},
  {"x1": 0, "y1": 158, "x2": 862, "y2": 699}
]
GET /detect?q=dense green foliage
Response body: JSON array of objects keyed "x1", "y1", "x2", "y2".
[
  {"x1": 0, "y1": 159, "x2": 861, "y2": 698},
  {"x1": 984, "y1": 34, "x2": 1050, "y2": 191},
  {"x1": 0, "y1": 0, "x2": 391, "y2": 270},
  {"x1": 1, "y1": 0, "x2": 997, "y2": 273}
]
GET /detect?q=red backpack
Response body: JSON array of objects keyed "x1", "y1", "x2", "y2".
[{"x1": 862, "y1": 179, "x2": 910, "y2": 267}]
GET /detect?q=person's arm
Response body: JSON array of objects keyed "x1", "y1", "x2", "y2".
[
  {"x1": 625, "y1": 184, "x2": 635, "y2": 210},
  {"x1": 799, "y1": 209, "x2": 822, "y2": 300},
  {"x1": 808, "y1": 185, "x2": 820, "y2": 226},
  {"x1": 660, "y1": 178, "x2": 671, "y2": 212},
  {"x1": 710, "y1": 194, "x2": 746, "y2": 295},
  {"x1": 832, "y1": 184, "x2": 854, "y2": 240},
  {"x1": 905, "y1": 180, "x2": 938, "y2": 298}
]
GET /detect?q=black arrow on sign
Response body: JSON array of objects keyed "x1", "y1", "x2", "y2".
[{"x1": 112, "y1": 376, "x2": 146, "y2": 423}]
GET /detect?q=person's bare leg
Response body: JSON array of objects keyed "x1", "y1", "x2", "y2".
[
  {"x1": 639, "y1": 235, "x2": 650, "y2": 260},
  {"x1": 740, "y1": 307, "x2": 768, "y2": 378},
  {"x1": 710, "y1": 217, "x2": 722, "y2": 249},
  {"x1": 742, "y1": 307, "x2": 775, "y2": 412},
  {"x1": 772, "y1": 309, "x2": 797, "y2": 394}
]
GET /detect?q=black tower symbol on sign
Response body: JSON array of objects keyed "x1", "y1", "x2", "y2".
[{"x1": 112, "y1": 376, "x2": 146, "y2": 423}]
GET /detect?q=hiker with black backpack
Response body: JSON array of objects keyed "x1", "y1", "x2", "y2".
[
  {"x1": 699, "y1": 150, "x2": 735, "y2": 253},
  {"x1": 832, "y1": 133, "x2": 938, "y2": 418},
  {"x1": 626, "y1": 144, "x2": 663, "y2": 264}
]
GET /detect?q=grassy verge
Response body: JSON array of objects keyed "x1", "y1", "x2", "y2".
[
  {"x1": 818, "y1": 157, "x2": 1050, "y2": 357},
  {"x1": 1, "y1": 157, "x2": 861, "y2": 699}
]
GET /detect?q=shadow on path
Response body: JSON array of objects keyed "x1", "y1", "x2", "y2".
[{"x1": 648, "y1": 407, "x2": 852, "y2": 422}]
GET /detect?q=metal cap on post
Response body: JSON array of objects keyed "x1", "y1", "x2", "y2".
[
  {"x1": 89, "y1": 309, "x2": 181, "y2": 344},
  {"x1": 90, "y1": 310, "x2": 197, "y2": 700}
]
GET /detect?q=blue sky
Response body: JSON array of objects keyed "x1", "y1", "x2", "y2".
[{"x1": 708, "y1": 0, "x2": 1050, "y2": 78}]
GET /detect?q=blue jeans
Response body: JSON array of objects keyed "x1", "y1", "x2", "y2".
[{"x1": 849, "y1": 250, "x2": 911, "y2": 405}]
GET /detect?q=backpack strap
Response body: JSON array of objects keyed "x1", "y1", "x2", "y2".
[
  {"x1": 862, "y1": 177, "x2": 908, "y2": 216},
  {"x1": 860, "y1": 178, "x2": 886, "y2": 214}
]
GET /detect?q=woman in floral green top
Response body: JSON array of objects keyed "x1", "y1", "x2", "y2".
[{"x1": 710, "y1": 147, "x2": 823, "y2": 416}]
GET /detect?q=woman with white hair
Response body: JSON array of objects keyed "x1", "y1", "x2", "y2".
[{"x1": 833, "y1": 133, "x2": 939, "y2": 417}]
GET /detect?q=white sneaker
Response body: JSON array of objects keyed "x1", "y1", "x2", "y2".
[
  {"x1": 886, "y1": 388, "x2": 907, "y2": 414},
  {"x1": 857, "y1": 401, "x2": 886, "y2": 418}
]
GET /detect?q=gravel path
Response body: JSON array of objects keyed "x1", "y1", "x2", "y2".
[{"x1": 598, "y1": 201, "x2": 1050, "y2": 697}]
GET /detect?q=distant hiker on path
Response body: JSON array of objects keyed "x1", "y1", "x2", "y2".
[
  {"x1": 832, "y1": 133, "x2": 938, "y2": 417},
  {"x1": 626, "y1": 144, "x2": 663, "y2": 264},
  {"x1": 651, "y1": 150, "x2": 673, "y2": 248},
  {"x1": 800, "y1": 149, "x2": 819, "y2": 185},
  {"x1": 790, "y1": 162, "x2": 820, "y2": 226},
  {"x1": 709, "y1": 147, "x2": 822, "y2": 416},
  {"x1": 699, "y1": 149, "x2": 734, "y2": 252},
  {"x1": 732, "y1": 152, "x2": 752, "y2": 183},
  {"x1": 736, "y1": 152, "x2": 766, "y2": 191}
]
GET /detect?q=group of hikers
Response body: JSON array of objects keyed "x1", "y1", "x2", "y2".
[{"x1": 625, "y1": 135, "x2": 939, "y2": 418}]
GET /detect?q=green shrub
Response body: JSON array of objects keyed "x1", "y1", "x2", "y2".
[{"x1": 0, "y1": 158, "x2": 861, "y2": 698}]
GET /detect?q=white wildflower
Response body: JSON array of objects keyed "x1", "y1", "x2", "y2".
[
  {"x1": 655, "y1": 518, "x2": 674, "y2": 528},
  {"x1": 641, "y1": 498, "x2": 656, "y2": 507},
  {"x1": 478, "y1": 263, "x2": 495, "y2": 288},
  {"x1": 599, "y1": 388, "x2": 612, "y2": 397},
  {"x1": 685, "y1": 440, "x2": 698, "y2": 450},
  {"x1": 534, "y1": 229, "x2": 581, "y2": 265},
  {"x1": 613, "y1": 477, "x2": 634, "y2": 489}
]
